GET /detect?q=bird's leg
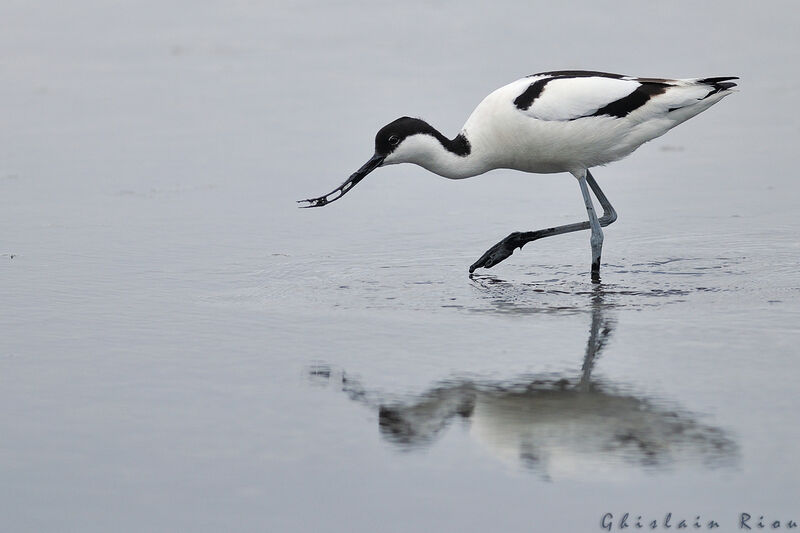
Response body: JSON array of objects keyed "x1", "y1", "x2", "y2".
[
  {"x1": 578, "y1": 172, "x2": 603, "y2": 282},
  {"x1": 468, "y1": 169, "x2": 617, "y2": 274},
  {"x1": 585, "y1": 170, "x2": 617, "y2": 224}
]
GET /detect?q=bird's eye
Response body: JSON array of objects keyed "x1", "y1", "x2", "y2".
[{"x1": 388, "y1": 135, "x2": 400, "y2": 146}]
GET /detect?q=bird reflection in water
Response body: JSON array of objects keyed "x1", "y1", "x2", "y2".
[{"x1": 310, "y1": 284, "x2": 737, "y2": 479}]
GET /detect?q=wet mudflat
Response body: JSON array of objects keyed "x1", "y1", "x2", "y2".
[{"x1": 1, "y1": 1, "x2": 799, "y2": 531}]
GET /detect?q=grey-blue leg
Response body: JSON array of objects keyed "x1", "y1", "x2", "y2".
[
  {"x1": 585, "y1": 170, "x2": 617, "y2": 224},
  {"x1": 577, "y1": 171, "x2": 603, "y2": 281},
  {"x1": 469, "y1": 169, "x2": 617, "y2": 278}
]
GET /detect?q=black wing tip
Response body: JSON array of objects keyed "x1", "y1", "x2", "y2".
[
  {"x1": 700, "y1": 76, "x2": 739, "y2": 91},
  {"x1": 700, "y1": 76, "x2": 740, "y2": 83}
]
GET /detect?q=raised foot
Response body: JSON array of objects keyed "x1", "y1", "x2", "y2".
[{"x1": 469, "y1": 232, "x2": 526, "y2": 273}]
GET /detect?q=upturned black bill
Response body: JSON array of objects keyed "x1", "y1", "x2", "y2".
[{"x1": 298, "y1": 154, "x2": 385, "y2": 208}]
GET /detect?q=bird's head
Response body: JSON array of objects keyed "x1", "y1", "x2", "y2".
[
  {"x1": 298, "y1": 117, "x2": 434, "y2": 208},
  {"x1": 375, "y1": 116, "x2": 438, "y2": 164}
]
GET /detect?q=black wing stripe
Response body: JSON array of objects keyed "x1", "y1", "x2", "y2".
[
  {"x1": 587, "y1": 82, "x2": 668, "y2": 119},
  {"x1": 514, "y1": 78, "x2": 553, "y2": 110},
  {"x1": 515, "y1": 71, "x2": 630, "y2": 111},
  {"x1": 528, "y1": 70, "x2": 627, "y2": 79}
]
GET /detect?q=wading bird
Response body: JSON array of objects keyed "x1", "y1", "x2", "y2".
[{"x1": 299, "y1": 70, "x2": 737, "y2": 280}]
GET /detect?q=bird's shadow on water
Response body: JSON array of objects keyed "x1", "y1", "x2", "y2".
[{"x1": 309, "y1": 282, "x2": 738, "y2": 479}]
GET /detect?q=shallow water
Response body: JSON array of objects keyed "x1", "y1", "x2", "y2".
[{"x1": 2, "y1": 1, "x2": 800, "y2": 531}]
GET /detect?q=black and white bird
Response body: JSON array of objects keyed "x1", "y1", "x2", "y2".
[{"x1": 299, "y1": 70, "x2": 737, "y2": 280}]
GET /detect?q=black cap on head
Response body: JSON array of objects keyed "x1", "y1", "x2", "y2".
[{"x1": 374, "y1": 117, "x2": 437, "y2": 156}]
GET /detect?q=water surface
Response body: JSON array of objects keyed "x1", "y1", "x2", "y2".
[{"x1": 1, "y1": 1, "x2": 799, "y2": 531}]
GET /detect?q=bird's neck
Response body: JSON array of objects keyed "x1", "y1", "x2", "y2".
[{"x1": 396, "y1": 125, "x2": 487, "y2": 179}]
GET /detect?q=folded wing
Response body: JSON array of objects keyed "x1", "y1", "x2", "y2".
[{"x1": 515, "y1": 72, "x2": 737, "y2": 123}]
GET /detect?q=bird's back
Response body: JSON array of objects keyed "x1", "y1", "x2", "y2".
[{"x1": 462, "y1": 71, "x2": 737, "y2": 174}]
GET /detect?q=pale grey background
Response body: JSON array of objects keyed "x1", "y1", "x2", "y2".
[{"x1": 1, "y1": 1, "x2": 799, "y2": 532}]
